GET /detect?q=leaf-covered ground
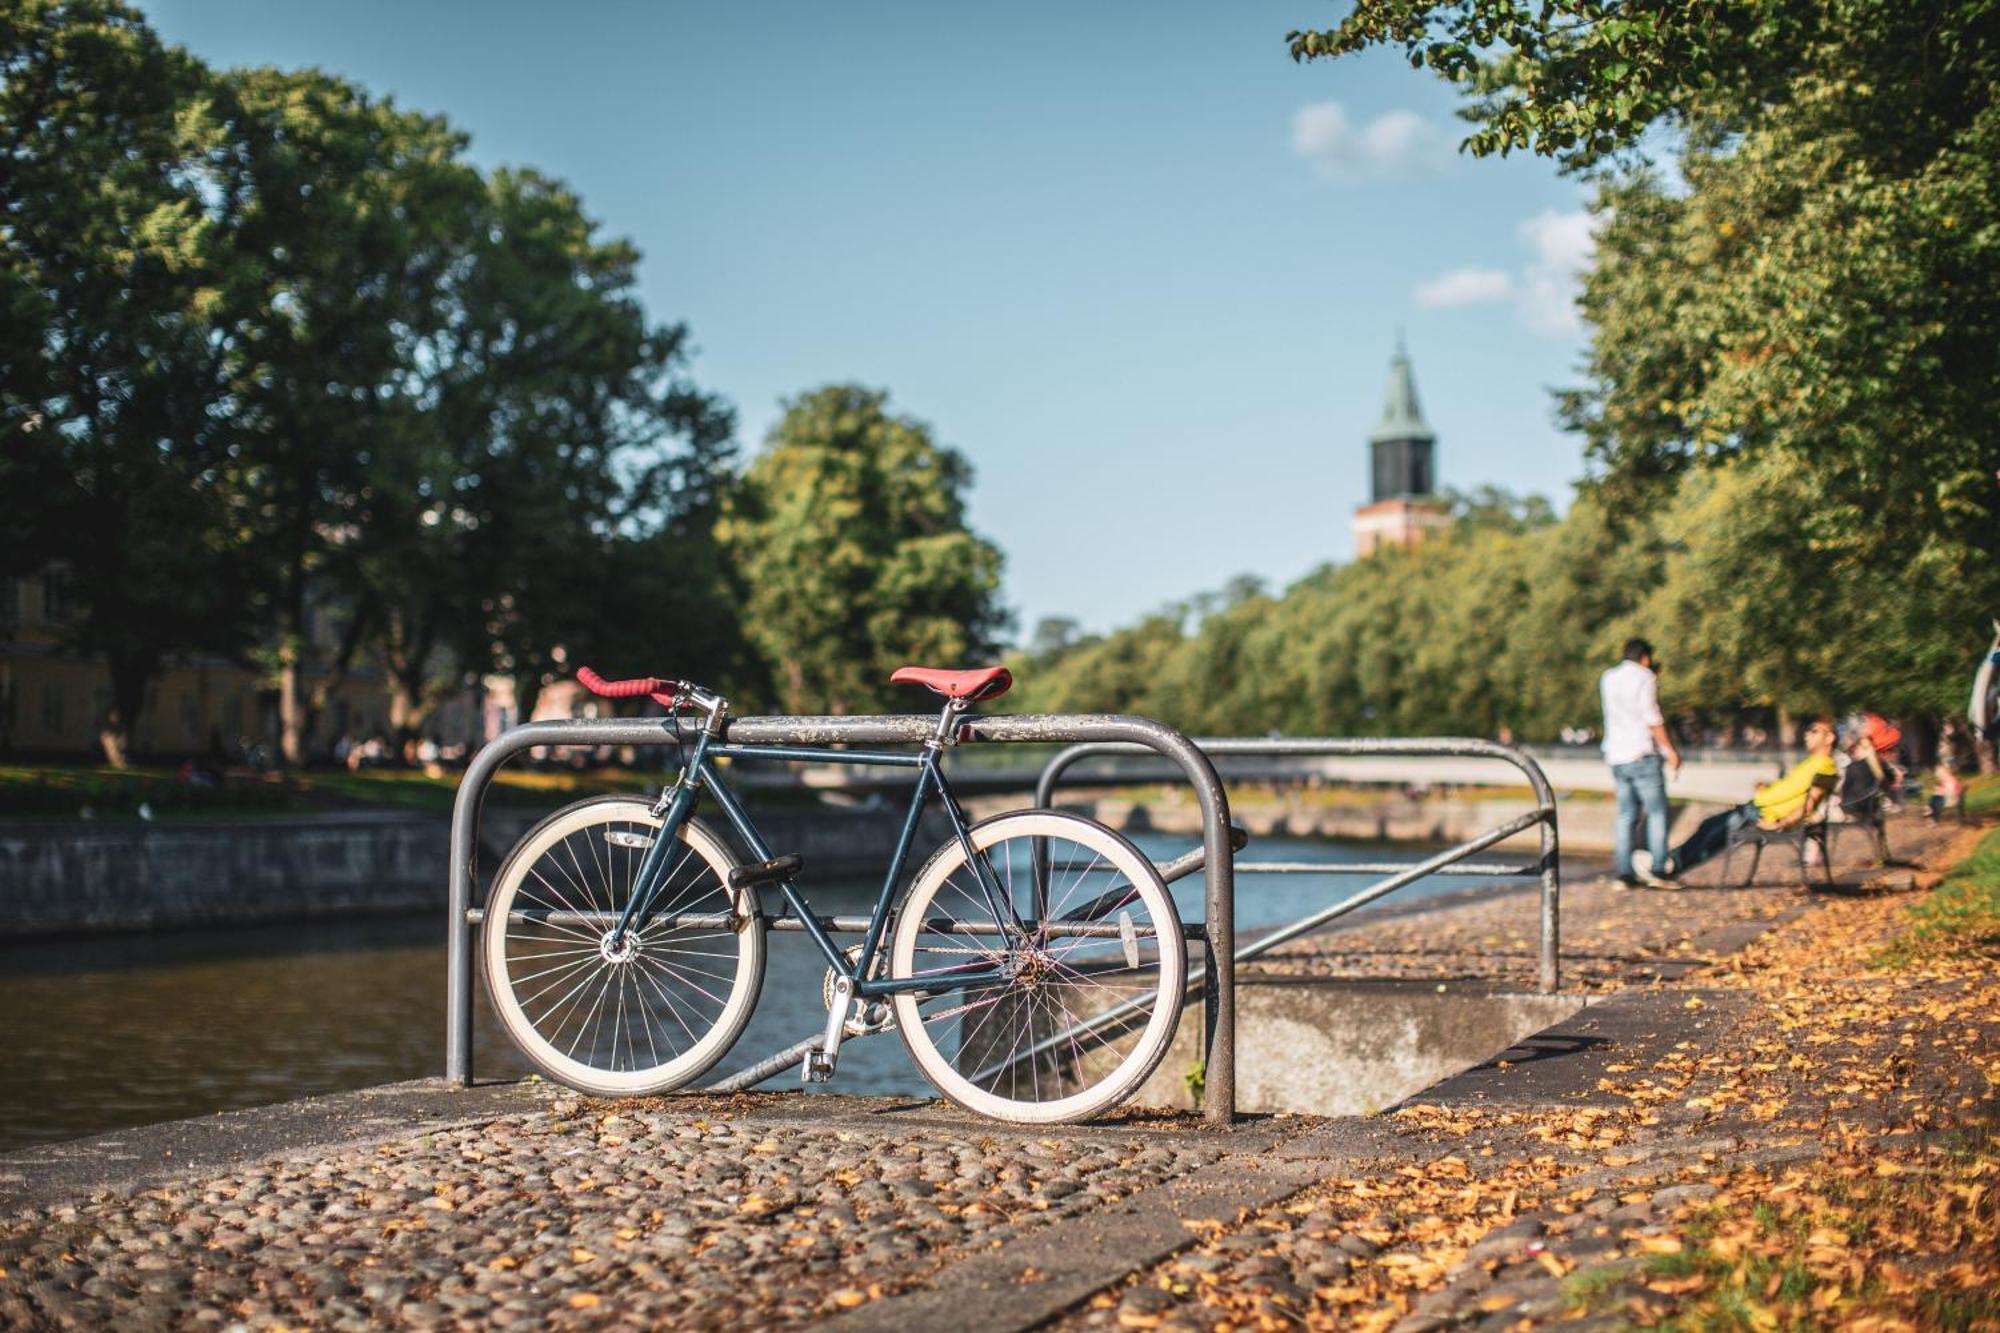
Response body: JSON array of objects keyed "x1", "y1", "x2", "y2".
[{"x1": 1067, "y1": 819, "x2": 1999, "y2": 1331}]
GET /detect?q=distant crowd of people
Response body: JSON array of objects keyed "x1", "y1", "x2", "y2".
[{"x1": 331, "y1": 733, "x2": 471, "y2": 775}]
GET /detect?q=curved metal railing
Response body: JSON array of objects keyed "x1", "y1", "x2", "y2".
[{"x1": 1035, "y1": 736, "x2": 1561, "y2": 993}]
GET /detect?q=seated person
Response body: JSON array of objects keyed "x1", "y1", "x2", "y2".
[
  {"x1": 1846, "y1": 713, "x2": 1905, "y2": 812},
  {"x1": 1928, "y1": 756, "x2": 1965, "y2": 821},
  {"x1": 1654, "y1": 716, "x2": 1839, "y2": 881},
  {"x1": 1834, "y1": 722, "x2": 1890, "y2": 822}
]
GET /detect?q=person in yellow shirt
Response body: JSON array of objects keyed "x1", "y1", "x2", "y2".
[{"x1": 1649, "y1": 717, "x2": 1840, "y2": 885}]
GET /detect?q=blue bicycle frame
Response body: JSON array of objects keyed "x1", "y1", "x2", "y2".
[{"x1": 608, "y1": 719, "x2": 1028, "y2": 1000}]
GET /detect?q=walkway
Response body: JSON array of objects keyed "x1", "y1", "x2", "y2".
[{"x1": 1, "y1": 814, "x2": 1991, "y2": 1329}]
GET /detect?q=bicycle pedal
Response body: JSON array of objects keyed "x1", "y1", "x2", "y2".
[
  {"x1": 728, "y1": 853, "x2": 804, "y2": 891},
  {"x1": 802, "y1": 1050, "x2": 837, "y2": 1083}
]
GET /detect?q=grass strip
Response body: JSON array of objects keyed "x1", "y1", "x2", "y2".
[{"x1": 1874, "y1": 823, "x2": 2000, "y2": 969}]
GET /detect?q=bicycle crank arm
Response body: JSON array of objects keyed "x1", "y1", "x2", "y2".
[{"x1": 805, "y1": 974, "x2": 851, "y2": 1083}]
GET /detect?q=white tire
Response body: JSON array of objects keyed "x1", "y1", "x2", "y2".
[
  {"x1": 890, "y1": 811, "x2": 1185, "y2": 1123},
  {"x1": 483, "y1": 796, "x2": 764, "y2": 1096}
]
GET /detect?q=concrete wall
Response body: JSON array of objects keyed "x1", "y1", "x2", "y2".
[
  {"x1": 1136, "y1": 979, "x2": 1585, "y2": 1116},
  {"x1": 0, "y1": 814, "x2": 447, "y2": 936},
  {"x1": 1064, "y1": 793, "x2": 1727, "y2": 854},
  {"x1": 0, "y1": 804, "x2": 953, "y2": 939}
]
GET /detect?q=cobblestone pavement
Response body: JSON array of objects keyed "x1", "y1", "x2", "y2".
[
  {"x1": 0, "y1": 1099, "x2": 1221, "y2": 1329},
  {"x1": 1, "y1": 814, "x2": 1986, "y2": 1331}
]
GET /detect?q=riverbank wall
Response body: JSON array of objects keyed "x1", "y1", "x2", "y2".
[
  {"x1": 1029, "y1": 791, "x2": 1727, "y2": 855},
  {"x1": 0, "y1": 788, "x2": 1728, "y2": 938},
  {"x1": 0, "y1": 804, "x2": 953, "y2": 939}
]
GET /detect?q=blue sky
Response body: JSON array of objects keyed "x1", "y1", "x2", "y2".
[{"x1": 143, "y1": 1, "x2": 1596, "y2": 640}]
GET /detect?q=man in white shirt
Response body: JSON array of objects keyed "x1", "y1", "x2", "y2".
[{"x1": 1600, "y1": 638, "x2": 1683, "y2": 887}]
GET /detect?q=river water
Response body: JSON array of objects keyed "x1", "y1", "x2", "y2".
[{"x1": 0, "y1": 832, "x2": 1547, "y2": 1152}]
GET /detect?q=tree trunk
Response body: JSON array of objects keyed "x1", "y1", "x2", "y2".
[
  {"x1": 278, "y1": 633, "x2": 308, "y2": 768},
  {"x1": 0, "y1": 661, "x2": 16, "y2": 757},
  {"x1": 782, "y1": 658, "x2": 806, "y2": 716},
  {"x1": 307, "y1": 599, "x2": 374, "y2": 752},
  {"x1": 387, "y1": 674, "x2": 436, "y2": 754},
  {"x1": 514, "y1": 673, "x2": 543, "y2": 728},
  {"x1": 277, "y1": 495, "x2": 312, "y2": 769},
  {"x1": 99, "y1": 649, "x2": 157, "y2": 769},
  {"x1": 378, "y1": 613, "x2": 438, "y2": 757}
]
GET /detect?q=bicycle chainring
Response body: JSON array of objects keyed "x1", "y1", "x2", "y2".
[{"x1": 822, "y1": 944, "x2": 895, "y2": 1037}]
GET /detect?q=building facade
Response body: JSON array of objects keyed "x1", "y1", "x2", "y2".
[
  {"x1": 1352, "y1": 342, "x2": 1451, "y2": 557},
  {"x1": 0, "y1": 571, "x2": 484, "y2": 762}
]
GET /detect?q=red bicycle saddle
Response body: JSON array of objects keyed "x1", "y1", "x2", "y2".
[{"x1": 889, "y1": 665, "x2": 1012, "y2": 701}]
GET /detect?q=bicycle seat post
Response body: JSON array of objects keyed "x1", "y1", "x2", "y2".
[{"x1": 929, "y1": 697, "x2": 968, "y2": 750}]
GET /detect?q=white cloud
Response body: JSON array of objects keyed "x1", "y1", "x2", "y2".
[
  {"x1": 1515, "y1": 209, "x2": 1596, "y2": 336},
  {"x1": 1291, "y1": 101, "x2": 1447, "y2": 180},
  {"x1": 1411, "y1": 208, "x2": 1597, "y2": 336},
  {"x1": 1415, "y1": 267, "x2": 1514, "y2": 308}
]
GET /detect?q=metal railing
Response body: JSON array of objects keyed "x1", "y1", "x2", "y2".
[
  {"x1": 1035, "y1": 737, "x2": 1562, "y2": 994},
  {"x1": 444, "y1": 712, "x2": 1240, "y2": 1123}
]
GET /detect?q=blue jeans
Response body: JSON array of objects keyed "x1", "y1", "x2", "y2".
[
  {"x1": 1670, "y1": 801, "x2": 1760, "y2": 875},
  {"x1": 1611, "y1": 755, "x2": 1669, "y2": 877}
]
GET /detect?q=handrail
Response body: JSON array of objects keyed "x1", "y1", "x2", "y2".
[
  {"x1": 444, "y1": 711, "x2": 1238, "y2": 1123},
  {"x1": 1035, "y1": 736, "x2": 1561, "y2": 993}
]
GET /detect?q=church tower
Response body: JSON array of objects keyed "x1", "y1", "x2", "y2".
[{"x1": 1352, "y1": 339, "x2": 1450, "y2": 556}]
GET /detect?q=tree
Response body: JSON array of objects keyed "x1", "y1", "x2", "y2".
[
  {"x1": 208, "y1": 66, "x2": 485, "y2": 765},
  {"x1": 717, "y1": 387, "x2": 1008, "y2": 715},
  {"x1": 0, "y1": 0, "x2": 255, "y2": 764},
  {"x1": 1287, "y1": 2, "x2": 1997, "y2": 168},
  {"x1": 1444, "y1": 485, "x2": 1557, "y2": 535},
  {"x1": 1291, "y1": 0, "x2": 2000, "y2": 724},
  {"x1": 354, "y1": 167, "x2": 739, "y2": 737},
  {"x1": 1027, "y1": 617, "x2": 1085, "y2": 662}
]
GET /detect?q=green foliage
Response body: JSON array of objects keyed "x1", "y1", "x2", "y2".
[
  {"x1": 1566, "y1": 87, "x2": 2000, "y2": 599},
  {"x1": 1292, "y1": 4, "x2": 2000, "y2": 576},
  {"x1": 1013, "y1": 459, "x2": 1981, "y2": 737},
  {"x1": 718, "y1": 386, "x2": 1008, "y2": 715},
  {"x1": 0, "y1": 0, "x2": 260, "y2": 759},
  {"x1": 1287, "y1": 2, "x2": 1998, "y2": 170},
  {"x1": 2, "y1": 0, "x2": 744, "y2": 757},
  {"x1": 1282, "y1": 0, "x2": 1999, "y2": 736}
]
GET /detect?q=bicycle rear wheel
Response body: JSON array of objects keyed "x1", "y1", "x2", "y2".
[
  {"x1": 889, "y1": 811, "x2": 1185, "y2": 1124},
  {"x1": 482, "y1": 796, "x2": 765, "y2": 1096}
]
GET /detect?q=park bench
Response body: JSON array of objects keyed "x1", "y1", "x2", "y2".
[{"x1": 1719, "y1": 768, "x2": 1888, "y2": 888}]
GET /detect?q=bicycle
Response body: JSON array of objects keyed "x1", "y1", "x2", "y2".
[{"x1": 480, "y1": 664, "x2": 1187, "y2": 1124}]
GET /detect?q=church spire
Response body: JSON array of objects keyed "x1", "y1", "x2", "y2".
[
  {"x1": 1370, "y1": 340, "x2": 1435, "y2": 447},
  {"x1": 1353, "y1": 337, "x2": 1449, "y2": 555}
]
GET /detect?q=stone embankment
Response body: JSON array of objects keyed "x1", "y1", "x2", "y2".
[
  {"x1": 1054, "y1": 790, "x2": 1724, "y2": 856},
  {"x1": 0, "y1": 804, "x2": 949, "y2": 938},
  {"x1": 1, "y1": 812, "x2": 1990, "y2": 1329}
]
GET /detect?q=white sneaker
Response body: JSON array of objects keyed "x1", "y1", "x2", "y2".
[{"x1": 1631, "y1": 849, "x2": 1680, "y2": 889}]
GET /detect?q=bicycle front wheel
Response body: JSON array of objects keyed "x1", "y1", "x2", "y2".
[
  {"x1": 482, "y1": 796, "x2": 765, "y2": 1096},
  {"x1": 889, "y1": 811, "x2": 1185, "y2": 1124}
]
